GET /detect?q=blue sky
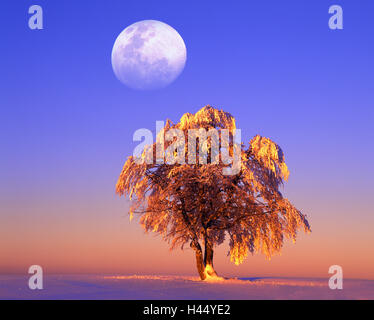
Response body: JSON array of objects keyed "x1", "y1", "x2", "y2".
[{"x1": 1, "y1": 1, "x2": 374, "y2": 277}]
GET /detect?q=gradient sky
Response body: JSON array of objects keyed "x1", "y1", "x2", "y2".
[{"x1": 1, "y1": 0, "x2": 374, "y2": 279}]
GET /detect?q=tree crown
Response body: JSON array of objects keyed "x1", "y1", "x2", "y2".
[{"x1": 116, "y1": 106, "x2": 310, "y2": 265}]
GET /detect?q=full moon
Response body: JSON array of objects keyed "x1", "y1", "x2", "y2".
[{"x1": 111, "y1": 20, "x2": 187, "y2": 90}]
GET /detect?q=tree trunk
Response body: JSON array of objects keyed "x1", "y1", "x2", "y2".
[
  {"x1": 191, "y1": 240, "x2": 206, "y2": 280},
  {"x1": 204, "y1": 240, "x2": 214, "y2": 267},
  {"x1": 203, "y1": 236, "x2": 218, "y2": 278},
  {"x1": 191, "y1": 235, "x2": 219, "y2": 280}
]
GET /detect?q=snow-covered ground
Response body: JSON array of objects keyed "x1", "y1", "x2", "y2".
[{"x1": 1, "y1": 274, "x2": 373, "y2": 300}]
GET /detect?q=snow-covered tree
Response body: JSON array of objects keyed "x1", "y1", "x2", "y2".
[{"x1": 116, "y1": 106, "x2": 311, "y2": 280}]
